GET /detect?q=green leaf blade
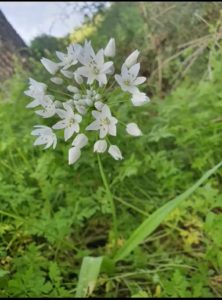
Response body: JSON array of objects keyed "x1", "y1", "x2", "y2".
[
  {"x1": 114, "y1": 161, "x2": 222, "y2": 262},
  {"x1": 75, "y1": 256, "x2": 103, "y2": 298}
]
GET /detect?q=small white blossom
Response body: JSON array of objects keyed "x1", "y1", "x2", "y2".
[
  {"x1": 67, "y1": 86, "x2": 79, "y2": 93},
  {"x1": 68, "y1": 146, "x2": 81, "y2": 165},
  {"x1": 124, "y1": 50, "x2": 140, "y2": 68},
  {"x1": 131, "y1": 92, "x2": 150, "y2": 106},
  {"x1": 25, "y1": 78, "x2": 47, "y2": 108},
  {"x1": 94, "y1": 140, "x2": 107, "y2": 153},
  {"x1": 41, "y1": 57, "x2": 59, "y2": 75},
  {"x1": 126, "y1": 123, "x2": 142, "y2": 136},
  {"x1": 31, "y1": 125, "x2": 57, "y2": 149},
  {"x1": 104, "y1": 38, "x2": 116, "y2": 57},
  {"x1": 72, "y1": 133, "x2": 88, "y2": 148},
  {"x1": 77, "y1": 49, "x2": 113, "y2": 86},
  {"x1": 86, "y1": 104, "x2": 118, "y2": 138},
  {"x1": 74, "y1": 72, "x2": 84, "y2": 84},
  {"x1": 56, "y1": 44, "x2": 80, "y2": 70},
  {"x1": 53, "y1": 103, "x2": 82, "y2": 141},
  {"x1": 108, "y1": 145, "x2": 123, "y2": 160},
  {"x1": 35, "y1": 95, "x2": 56, "y2": 118},
  {"x1": 115, "y1": 63, "x2": 146, "y2": 94}
]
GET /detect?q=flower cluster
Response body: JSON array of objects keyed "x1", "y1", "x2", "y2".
[{"x1": 25, "y1": 38, "x2": 150, "y2": 165}]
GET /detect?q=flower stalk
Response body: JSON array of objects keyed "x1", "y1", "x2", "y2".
[{"x1": 97, "y1": 154, "x2": 118, "y2": 248}]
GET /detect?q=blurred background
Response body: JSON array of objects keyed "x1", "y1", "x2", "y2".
[{"x1": 0, "y1": 2, "x2": 222, "y2": 298}]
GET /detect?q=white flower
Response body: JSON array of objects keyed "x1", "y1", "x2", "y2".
[
  {"x1": 126, "y1": 123, "x2": 142, "y2": 136},
  {"x1": 86, "y1": 104, "x2": 118, "y2": 139},
  {"x1": 115, "y1": 63, "x2": 146, "y2": 94},
  {"x1": 108, "y1": 145, "x2": 123, "y2": 160},
  {"x1": 25, "y1": 78, "x2": 47, "y2": 108},
  {"x1": 72, "y1": 133, "x2": 88, "y2": 148},
  {"x1": 94, "y1": 140, "x2": 107, "y2": 153},
  {"x1": 41, "y1": 57, "x2": 59, "y2": 75},
  {"x1": 56, "y1": 44, "x2": 80, "y2": 70},
  {"x1": 131, "y1": 92, "x2": 150, "y2": 106},
  {"x1": 53, "y1": 103, "x2": 82, "y2": 141},
  {"x1": 35, "y1": 95, "x2": 56, "y2": 118},
  {"x1": 31, "y1": 125, "x2": 57, "y2": 149},
  {"x1": 104, "y1": 38, "x2": 116, "y2": 57},
  {"x1": 50, "y1": 77, "x2": 63, "y2": 85},
  {"x1": 68, "y1": 146, "x2": 81, "y2": 165},
  {"x1": 124, "y1": 50, "x2": 140, "y2": 68},
  {"x1": 77, "y1": 49, "x2": 113, "y2": 86}
]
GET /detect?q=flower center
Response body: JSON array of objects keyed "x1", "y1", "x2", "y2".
[
  {"x1": 124, "y1": 79, "x2": 131, "y2": 86},
  {"x1": 100, "y1": 117, "x2": 110, "y2": 127}
]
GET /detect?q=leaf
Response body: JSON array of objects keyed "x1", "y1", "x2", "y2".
[
  {"x1": 75, "y1": 256, "x2": 103, "y2": 298},
  {"x1": 114, "y1": 161, "x2": 222, "y2": 262}
]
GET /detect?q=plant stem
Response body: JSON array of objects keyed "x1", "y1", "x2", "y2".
[{"x1": 97, "y1": 154, "x2": 118, "y2": 247}]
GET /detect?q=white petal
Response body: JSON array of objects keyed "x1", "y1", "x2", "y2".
[
  {"x1": 124, "y1": 50, "x2": 140, "y2": 68},
  {"x1": 41, "y1": 57, "x2": 59, "y2": 75},
  {"x1": 94, "y1": 140, "x2": 107, "y2": 153},
  {"x1": 53, "y1": 120, "x2": 67, "y2": 130},
  {"x1": 94, "y1": 101, "x2": 104, "y2": 111},
  {"x1": 72, "y1": 133, "x2": 88, "y2": 148},
  {"x1": 104, "y1": 38, "x2": 116, "y2": 57},
  {"x1": 108, "y1": 145, "x2": 123, "y2": 160},
  {"x1": 129, "y1": 63, "x2": 140, "y2": 78},
  {"x1": 68, "y1": 147, "x2": 81, "y2": 165},
  {"x1": 99, "y1": 125, "x2": 109, "y2": 139},
  {"x1": 134, "y1": 76, "x2": 146, "y2": 85},
  {"x1": 26, "y1": 99, "x2": 40, "y2": 108},
  {"x1": 108, "y1": 123, "x2": 117, "y2": 136},
  {"x1": 126, "y1": 123, "x2": 142, "y2": 136},
  {"x1": 64, "y1": 126, "x2": 75, "y2": 141},
  {"x1": 86, "y1": 120, "x2": 100, "y2": 131}
]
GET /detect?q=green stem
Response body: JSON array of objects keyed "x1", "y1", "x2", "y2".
[{"x1": 97, "y1": 154, "x2": 118, "y2": 247}]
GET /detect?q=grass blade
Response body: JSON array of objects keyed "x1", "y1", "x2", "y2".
[
  {"x1": 75, "y1": 256, "x2": 103, "y2": 298},
  {"x1": 114, "y1": 161, "x2": 222, "y2": 262}
]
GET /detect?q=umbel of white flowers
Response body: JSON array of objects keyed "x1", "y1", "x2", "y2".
[{"x1": 24, "y1": 38, "x2": 150, "y2": 165}]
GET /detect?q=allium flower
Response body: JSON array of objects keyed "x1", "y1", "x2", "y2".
[
  {"x1": 69, "y1": 146, "x2": 81, "y2": 165},
  {"x1": 115, "y1": 63, "x2": 146, "y2": 94},
  {"x1": 131, "y1": 92, "x2": 150, "y2": 106},
  {"x1": 53, "y1": 103, "x2": 82, "y2": 141},
  {"x1": 86, "y1": 104, "x2": 118, "y2": 138},
  {"x1": 35, "y1": 95, "x2": 56, "y2": 118},
  {"x1": 25, "y1": 38, "x2": 150, "y2": 164},
  {"x1": 94, "y1": 140, "x2": 107, "y2": 153},
  {"x1": 104, "y1": 38, "x2": 116, "y2": 57},
  {"x1": 77, "y1": 48, "x2": 113, "y2": 86},
  {"x1": 108, "y1": 145, "x2": 123, "y2": 160},
  {"x1": 31, "y1": 125, "x2": 57, "y2": 149},
  {"x1": 126, "y1": 123, "x2": 142, "y2": 136},
  {"x1": 25, "y1": 78, "x2": 47, "y2": 108}
]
